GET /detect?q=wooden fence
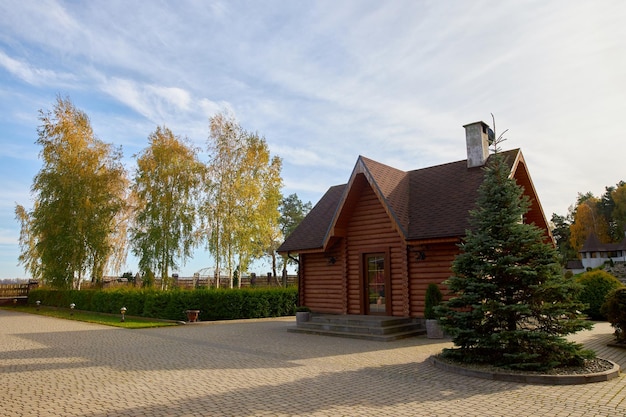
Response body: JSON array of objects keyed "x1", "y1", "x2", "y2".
[
  {"x1": 84, "y1": 273, "x2": 298, "y2": 290},
  {"x1": 0, "y1": 276, "x2": 297, "y2": 293},
  {"x1": 0, "y1": 281, "x2": 39, "y2": 305}
]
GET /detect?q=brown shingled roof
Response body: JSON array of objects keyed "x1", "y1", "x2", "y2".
[
  {"x1": 278, "y1": 149, "x2": 521, "y2": 253},
  {"x1": 408, "y1": 159, "x2": 483, "y2": 239},
  {"x1": 278, "y1": 184, "x2": 346, "y2": 253},
  {"x1": 580, "y1": 233, "x2": 626, "y2": 253}
]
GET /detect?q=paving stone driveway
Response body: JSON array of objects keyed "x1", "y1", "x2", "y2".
[{"x1": 2, "y1": 309, "x2": 626, "y2": 417}]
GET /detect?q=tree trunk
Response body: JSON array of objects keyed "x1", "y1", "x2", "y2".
[{"x1": 271, "y1": 252, "x2": 277, "y2": 281}]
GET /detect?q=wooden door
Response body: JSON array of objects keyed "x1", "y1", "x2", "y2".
[{"x1": 364, "y1": 253, "x2": 389, "y2": 315}]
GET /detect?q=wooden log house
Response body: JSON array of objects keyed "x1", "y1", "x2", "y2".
[{"x1": 278, "y1": 121, "x2": 552, "y2": 318}]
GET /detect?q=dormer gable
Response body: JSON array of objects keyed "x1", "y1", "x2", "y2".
[{"x1": 324, "y1": 156, "x2": 410, "y2": 249}]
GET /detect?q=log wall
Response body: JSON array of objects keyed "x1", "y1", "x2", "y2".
[
  {"x1": 407, "y1": 241, "x2": 458, "y2": 318},
  {"x1": 300, "y1": 252, "x2": 343, "y2": 313}
]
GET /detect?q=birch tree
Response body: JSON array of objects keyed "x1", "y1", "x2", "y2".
[
  {"x1": 253, "y1": 144, "x2": 283, "y2": 281},
  {"x1": 204, "y1": 112, "x2": 282, "y2": 288},
  {"x1": 15, "y1": 96, "x2": 128, "y2": 288},
  {"x1": 15, "y1": 204, "x2": 41, "y2": 280},
  {"x1": 130, "y1": 126, "x2": 205, "y2": 289}
]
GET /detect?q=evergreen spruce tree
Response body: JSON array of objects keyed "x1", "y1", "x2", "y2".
[{"x1": 437, "y1": 140, "x2": 594, "y2": 371}]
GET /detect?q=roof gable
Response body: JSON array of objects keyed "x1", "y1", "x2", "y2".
[{"x1": 332, "y1": 156, "x2": 410, "y2": 239}]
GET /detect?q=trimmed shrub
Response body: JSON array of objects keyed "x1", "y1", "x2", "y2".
[
  {"x1": 576, "y1": 270, "x2": 624, "y2": 320},
  {"x1": 601, "y1": 287, "x2": 626, "y2": 343},
  {"x1": 424, "y1": 283, "x2": 442, "y2": 320}
]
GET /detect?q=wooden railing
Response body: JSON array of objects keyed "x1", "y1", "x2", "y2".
[
  {"x1": 0, "y1": 283, "x2": 37, "y2": 297},
  {"x1": 0, "y1": 282, "x2": 39, "y2": 304},
  {"x1": 167, "y1": 274, "x2": 298, "y2": 289},
  {"x1": 81, "y1": 274, "x2": 298, "y2": 290}
]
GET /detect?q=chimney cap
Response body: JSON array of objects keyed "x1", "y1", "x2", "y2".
[
  {"x1": 462, "y1": 120, "x2": 489, "y2": 129},
  {"x1": 463, "y1": 121, "x2": 495, "y2": 145}
]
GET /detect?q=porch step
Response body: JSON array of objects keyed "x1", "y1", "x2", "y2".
[{"x1": 288, "y1": 314, "x2": 425, "y2": 341}]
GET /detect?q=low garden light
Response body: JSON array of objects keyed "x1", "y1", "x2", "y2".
[
  {"x1": 13, "y1": 298, "x2": 17, "y2": 307},
  {"x1": 70, "y1": 303, "x2": 75, "y2": 315},
  {"x1": 36, "y1": 300, "x2": 41, "y2": 310},
  {"x1": 120, "y1": 306, "x2": 127, "y2": 322}
]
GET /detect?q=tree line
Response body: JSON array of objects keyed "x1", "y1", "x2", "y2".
[
  {"x1": 15, "y1": 96, "x2": 311, "y2": 290},
  {"x1": 551, "y1": 181, "x2": 626, "y2": 262}
]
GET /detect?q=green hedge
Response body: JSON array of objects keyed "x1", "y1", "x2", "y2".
[{"x1": 28, "y1": 287, "x2": 298, "y2": 321}]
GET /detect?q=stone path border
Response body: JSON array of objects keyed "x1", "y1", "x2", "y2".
[{"x1": 430, "y1": 355, "x2": 620, "y2": 385}]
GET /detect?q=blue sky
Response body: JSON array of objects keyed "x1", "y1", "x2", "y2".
[{"x1": 1, "y1": 1, "x2": 625, "y2": 278}]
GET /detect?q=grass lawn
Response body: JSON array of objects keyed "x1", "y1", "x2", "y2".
[{"x1": 1, "y1": 305, "x2": 179, "y2": 328}]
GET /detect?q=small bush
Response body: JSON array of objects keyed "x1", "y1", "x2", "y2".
[
  {"x1": 601, "y1": 287, "x2": 626, "y2": 343},
  {"x1": 576, "y1": 270, "x2": 624, "y2": 320},
  {"x1": 424, "y1": 283, "x2": 442, "y2": 320}
]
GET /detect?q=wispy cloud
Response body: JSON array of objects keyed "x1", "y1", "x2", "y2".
[
  {"x1": 0, "y1": 0, "x2": 81, "y2": 47},
  {"x1": 99, "y1": 77, "x2": 224, "y2": 130},
  {"x1": 0, "y1": 50, "x2": 76, "y2": 87},
  {"x1": 0, "y1": 233, "x2": 19, "y2": 246}
]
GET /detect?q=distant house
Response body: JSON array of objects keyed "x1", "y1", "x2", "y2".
[
  {"x1": 579, "y1": 233, "x2": 626, "y2": 270},
  {"x1": 278, "y1": 121, "x2": 552, "y2": 318},
  {"x1": 565, "y1": 259, "x2": 585, "y2": 275}
]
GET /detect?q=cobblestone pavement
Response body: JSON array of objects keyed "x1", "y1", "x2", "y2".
[{"x1": 2, "y1": 309, "x2": 626, "y2": 417}]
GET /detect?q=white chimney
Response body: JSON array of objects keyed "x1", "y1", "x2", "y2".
[{"x1": 464, "y1": 121, "x2": 492, "y2": 168}]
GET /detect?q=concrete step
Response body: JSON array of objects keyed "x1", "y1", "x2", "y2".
[{"x1": 288, "y1": 314, "x2": 425, "y2": 341}]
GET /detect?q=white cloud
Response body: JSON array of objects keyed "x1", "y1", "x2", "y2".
[
  {"x1": 0, "y1": 50, "x2": 76, "y2": 87},
  {"x1": 100, "y1": 77, "x2": 222, "y2": 126},
  {"x1": 271, "y1": 144, "x2": 333, "y2": 168},
  {"x1": 0, "y1": 0, "x2": 82, "y2": 48},
  {"x1": 146, "y1": 86, "x2": 191, "y2": 112}
]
